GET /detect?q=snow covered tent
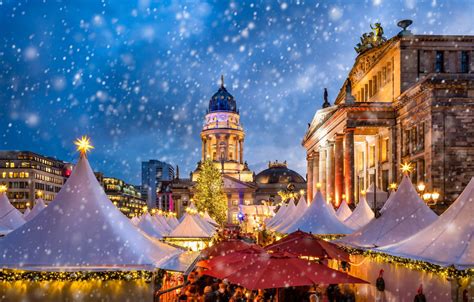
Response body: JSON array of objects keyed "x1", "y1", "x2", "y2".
[
  {"x1": 153, "y1": 213, "x2": 173, "y2": 233},
  {"x1": 24, "y1": 198, "x2": 47, "y2": 221},
  {"x1": 339, "y1": 176, "x2": 437, "y2": 248},
  {"x1": 377, "y1": 178, "x2": 474, "y2": 270},
  {"x1": 343, "y1": 197, "x2": 374, "y2": 231},
  {"x1": 264, "y1": 203, "x2": 287, "y2": 227},
  {"x1": 203, "y1": 211, "x2": 218, "y2": 226},
  {"x1": 284, "y1": 190, "x2": 353, "y2": 235},
  {"x1": 130, "y1": 215, "x2": 140, "y2": 226},
  {"x1": 268, "y1": 198, "x2": 296, "y2": 229},
  {"x1": 0, "y1": 190, "x2": 25, "y2": 230},
  {"x1": 0, "y1": 152, "x2": 182, "y2": 271},
  {"x1": 275, "y1": 196, "x2": 308, "y2": 233},
  {"x1": 336, "y1": 200, "x2": 352, "y2": 222},
  {"x1": 167, "y1": 214, "x2": 179, "y2": 229},
  {"x1": 22, "y1": 208, "x2": 31, "y2": 218},
  {"x1": 165, "y1": 211, "x2": 214, "y2": 251},
  {"x1": 137, "y1": 213, "x2": 168, "y2": 239}
]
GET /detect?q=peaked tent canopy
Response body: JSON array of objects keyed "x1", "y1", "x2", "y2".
[
  {"x1": 130, "y1": 216, "x2": 140, "y2": 226},
  {"x1": 270, "y1": 198, "x2": 296, "y2": 231},
  {"x1": 275, "y1": 196, "x2": 308, "y2": 233},
  {"x1": 204, "y1": 211, "x2": 218, "y2": 226},
  {"x1": 339, "y1": 176, "x2": 437, "y2": 248},
  {"x1": 336, "y1": 200, "x2": 352, "y2": 222},
  {"x1": 265, "y1": 203, "x2": 287, "y2": 227},
  {"x1": 0, "y1": 192, "x2": 25, "y2": 230},
  {"x1": 343, "y1": 197, "x2": 374, "y2": 231},
  {"x1": 284, "y1": 191, "x2": 353, "y2": 235},
  {"x1": 22, "y1": 208, "x2": 31, "y2": 218},
  {"x1": 137, "y1": 213, "x2": 168, "y2": 239},
  {"x1": 377, "y1": 178, "x2": 474, "y2": 270},
  {"x1": 24, "y1": 198, "x2": 47, "y2": 221},
  {"x1": 167, "y1": 215, "x2": 179, "y2": 229},
  {"x1": 167, "y1": 212, "x2": 213, "y2": 238},
  {"x1": 153, "y1": 213, "x2": 173, "y2": 233},
  {"x1": 0, "y1": 154, "x2": 180, "y2": 271}
]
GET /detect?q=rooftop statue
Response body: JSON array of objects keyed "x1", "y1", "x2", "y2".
[{"x1": 354, "y1": 23, "x2": 387, "y2": 54}]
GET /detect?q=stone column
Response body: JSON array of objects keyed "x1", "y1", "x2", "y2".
[
  {"x1": 306, "y1": 154, "x2": 313, "y2": 203},
  {"x1": 312, "y1": 152, "x2": 320, "y2": 201},
  {"x1": 234, "y1": 136, "x2": 239, "y2": 161},
  {"x1": 334, "y1": 134, "x2": 344, "y2": 206},
  {"x1": 201, "y1": 138, "x2": 206, "y2": 161},
  {"x1": 239, "y1": 140, "x2": 243, "y2": 164},
  {"x1": 389, "y1": 126, "x2": 398, "y2": 184},
  {"x1": 326, "y1": 142, "x2": 335, "y2": 203},
  {"x1": 319, "y1": 147, "x2": 327, "y2": 198},
  {"x1": 344, "y1": 128, "x2": 355, "y2": 204}
]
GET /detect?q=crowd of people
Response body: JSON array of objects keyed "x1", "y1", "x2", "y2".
[{"x1": 174, "y1": 269, "x2": 358, "y2": 302}]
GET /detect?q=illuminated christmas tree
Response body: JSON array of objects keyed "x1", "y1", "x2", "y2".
[{"x1": 193, "y1": 160, "x2": 227, "y2": 225}]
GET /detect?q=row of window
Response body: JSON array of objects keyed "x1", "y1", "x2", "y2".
[
  {"x1": 432, "y1": 50, "x2": 470, "y2": 73},
  {"x1": 357, "y1": 62, "x2": 392, "y2": 102},
  {"x1": 34, "y1": 182, "x2": 61, "y2": 193},
  {"x1": 34, "y1": 173, "x2": 64, "y2": 185},
  {"x1": 2, "y1": 161, "x2": 64, "y2": 176},
  {"x1": 1, "y1": 171, "x2": 30, "y2": 179}
]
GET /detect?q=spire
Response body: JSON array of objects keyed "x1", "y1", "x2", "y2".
[
  {"x1": 322, "y1": 88, "x2": 331, "y2": 108},
  {"x1": 220, "y1": 74, "x2": 224, "y2": 88},
  {"x1": 176, "y1": 165, "x2": 180, "y2": 180}
]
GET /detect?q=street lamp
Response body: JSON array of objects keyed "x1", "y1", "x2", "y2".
[{"x1": 417, "y1": 182, "x2": 426, "y2": 193}]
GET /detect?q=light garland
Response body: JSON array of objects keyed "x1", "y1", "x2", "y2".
[
  {"x1": 0, "y1": 270, "x2": 155, "y2": 282},
  {"x1": 339, "y1": 246, "x2": 474, "y2": 279}
]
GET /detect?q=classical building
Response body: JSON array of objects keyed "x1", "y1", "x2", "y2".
[
  {"x1": 0, "y1": 151, "x2": 72, "y2": 211},
  {"x1": 141, "y1": 159, "x2": 175, "y2": 208},
  {"x1": 96, "y1": 173, "x2": 147, "y2": 218},
  {"x1": 303, "y1": 21, "x2": 474, "y2": 212},
  {"x1": 171, "y1": 77, "x2": 306, "y2": 223}
]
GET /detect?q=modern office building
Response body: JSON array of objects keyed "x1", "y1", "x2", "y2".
[
  {"x1": 303, "y1": 21, "x2": 474, "y2": 212},
  {"x1": 0, "y1": 150, "x2": 72, "y2": 211},
  {"x1": 141, "y1": 160, "x2": 175, "y2": 208}
]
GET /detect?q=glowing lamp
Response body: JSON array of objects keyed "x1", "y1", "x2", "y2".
[
  {"x1": 74, "y1": 136, "x2": 94, "y2": 156},
  {"x1": 316, "y1": 183, "x2": 322, "y2": 189},
  {"x1": 299, "y1": 189, "x2": 305, "y2": 195},
  {"x1": 142, "y1": 206, "x2": 148, "y2": 212},
  {"x1": 360, "y1": 190, "x2": 366, "y2": 196},
  {"x1": 417, "y1": 182, "x2": 426, "y2": 192},
  {"x1": 422, "y1": 193, "x2": 432, "y2": 201},
  {"x1": 389, "y1": 183, "x2": 397, "y2": 190},
  {"x1": 37, "y1": 190, "x2": 43, "y2": 197},
  {"x1": 342, "y1": 194, "x2": 346, "y2": 199},
  {"x1": 400, "y1": 162, "x2": 414, "y2": 174},
  {"x1": 431, "y1": 192, "x2": 440, "y2": 201},
  {"x1": 0, "y1": 184, "x2": 7, "y2": 193}
]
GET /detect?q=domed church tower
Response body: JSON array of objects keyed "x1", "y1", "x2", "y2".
[{"x1": 192, "y1": 76, "x2": 253, "y2": 182}]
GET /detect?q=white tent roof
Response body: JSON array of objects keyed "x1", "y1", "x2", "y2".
[
  {"x1": 0, "y1": 192, "x2": 25, "y2": 230},
  {"x1": 339, "y1": 176, "x2": 437, "y2": 248},
  {"x1": 137, "y1": 213, "x2": 168, "y2": 239},
  {"x1": 194, "y1": 214, "x2": 216, "y2": 235},
  {"x1": 130, "y1": 216, "x2": 140, "y2": 226},
  {"x1": 204, "y1": 211, "x2": 218, "y2": 226},
  {"x1": 284, "y1": 191, "x2": 353, "y2": 235},
  {"x1": 265, "y1": 203, "x2": 287, "y2": 227},
  {"x1": 343, "y1": 197, "x2": 374, "y2": 230},
  {"x1": 22, "y1": 208, "x2": 31, "y2": 218},
  {"x1": 24, "y1": 198, "x2": 47, "y2": 221},
  {"x1": 0, "y1": 155, "x2": 180, "y2": 271},
  {"x1": 167, "y1": 212, "x2": 213, "y2": 238},
  {"x1": 270, "y1": 198, "x2": 296, "y2": 230},
  {"x1": 275, "y1": 196, "x2": 307, "y2": 233},
  {"x1": 167, "y1": 215, "x2": 179, "y2": 229},
  {"x1": 377, "y1": 178, "x2": 474, "y2": 270},
  {"x1": 336, "y1": 200, "x2": 352, "y2": 222},
  {"x1": 153, "y1": 214, "x2": 173, "y2": 233}
]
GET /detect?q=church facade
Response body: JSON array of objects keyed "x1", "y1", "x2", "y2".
[
  {"x1": 303, "y1": 21, "x2": 474, "y2": 212},
  {"x1": 171, "y1": 77, "x2": 306, "y2": 224}
]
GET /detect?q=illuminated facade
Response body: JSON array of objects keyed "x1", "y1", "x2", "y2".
[
  {"x1": 303, "y1": 22, "x2": 474, "y2": 212},
  {"x1": 0, "y1": 151, "x2": 72, "y2": 211},
  {"x1": 96, "y1": 174, "x2": 147, "y2": 218}
]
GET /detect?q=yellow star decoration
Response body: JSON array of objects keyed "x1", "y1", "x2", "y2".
[
  {"x1": 0, "y1": 184, "x2": 7, "y2": 193},
  {"x1": 400, "y1": 162, "x2": 414, "y2": 174},
  {"x1": 74, "y1": 136, "x2": 94, "y2": 156}
]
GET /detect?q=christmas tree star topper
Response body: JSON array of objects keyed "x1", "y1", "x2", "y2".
[
  {"x1": 0, "y1": 184, "x2": 7, "y2": 193},
  {"x1": 74, "y1": 136, "x2": 94, "y2": 156}
]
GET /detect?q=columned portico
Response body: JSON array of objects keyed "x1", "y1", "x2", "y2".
[
  {"x1": 319, "y1": 147, "x2": 327, "y2": 198},
  {"x1": 306, "y1": 154, "x2": 313, "y2": 202}
]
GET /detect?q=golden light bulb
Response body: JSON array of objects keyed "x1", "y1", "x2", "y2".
[
  {"x1": 37, "y1": 190, "x2": 43, "y2": 197},
  {"x1": 417, "y1": 182, "x2": 426, "y2": 192},
  {"x1": 360, "y1": 190, "x2": 366, "y2": 196},
  {"x1": 316, "y1": 183, "x2": 322, "y2": 189},
  {"x1": 431, "y1": 191, "x2": 440, "y2": 201},
  {"x1": 0, "y1": 184, "x2": 7, "y2": 193},
  {"x1": 389, "y1": 183, "x2": 397, "y2": 190}
]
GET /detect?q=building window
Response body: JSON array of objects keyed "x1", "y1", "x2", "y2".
[
  {"x1": 418, "y1": 123, "x2": 425, "y2": 151},
  {"x1": 382, "y1": 67, "x2": 387, "y2": 84},
  {"x1": 369, "y1": 145, "x2": 375, "y2": 168},
  {"x1": 402, "y1": 130, "x2": 410, "y2": 156},
  {"x1": 435, "y1": 51, "x2": 444, "y2": 73},
  {"x1": 369, "y1": 80, "x2": 373, "y2": 97},
  {"x1": 364, "y1": 84, "x2": 369, "y2": 101},
  {"x1": 357, "y1": 151, "x2": 364, "y2": 172},
  {"x1": 387, "y1": 63, "x2": 391, "y2": 82},
  {"x1": 417, "y1": 159, "x2": 425, "y2": 182},
  {"x1": 461, "y1": 51, "x2": 469, "y2": 73},
  {"x1": 410, "y1": 127, "x2": 417, "y2": 153},
  {"x1": 381, "y1": 138, "x2": 389, "y2": 162}
]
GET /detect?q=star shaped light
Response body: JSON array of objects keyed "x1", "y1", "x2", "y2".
[
  {"x1": 74, "y1": 136, "x2": 94, "y2": 156},
  {"x1": 0, "y1": 184, "x2": 7, "y2": 193},
  {"x1": 400, "y1": 162, "x2": 414, "y2": 174}
]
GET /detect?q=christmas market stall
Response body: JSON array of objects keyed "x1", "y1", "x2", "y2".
[
  {"x1": 23, "y1": 198, "x2": 47, "y2": 221},
  {"x1": 342, "y1": 196, "x2": 374, "y2": 231},
  {"x1": 273, "y1": 195, "x2": 307, "y2": 233},
  {"x1": 0, "y1": 185, "x2": 25, "y2": 233},
  {"x1": 336, "y1": 199, "x2": 352, "y2": 222}
]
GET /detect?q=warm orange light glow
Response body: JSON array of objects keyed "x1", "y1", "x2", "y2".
[
  {"x1": 389, "y1": 183, "x2": 397, "y2": 190},
  {"x1": 417, "y1": 182, "x2": 426, "y2": 192},
  {"x1": 431, "y1": 192, "x2": 440, "y2": 201},
  {"x1": 74, "y1": 136, "x2": 94, "y2": 156},
  {"x1": 316, "y1": 183, "x2": 322, "y2": 189},
  {"x1": 400, "y1": 162, "x2": 414, "y2": 174},
  {"x1": 422, "y1": 193, "x2": 432, "y2": 201},
  {"x1": 0, "y1": 184, "x2": 7, "y2": 193}
]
